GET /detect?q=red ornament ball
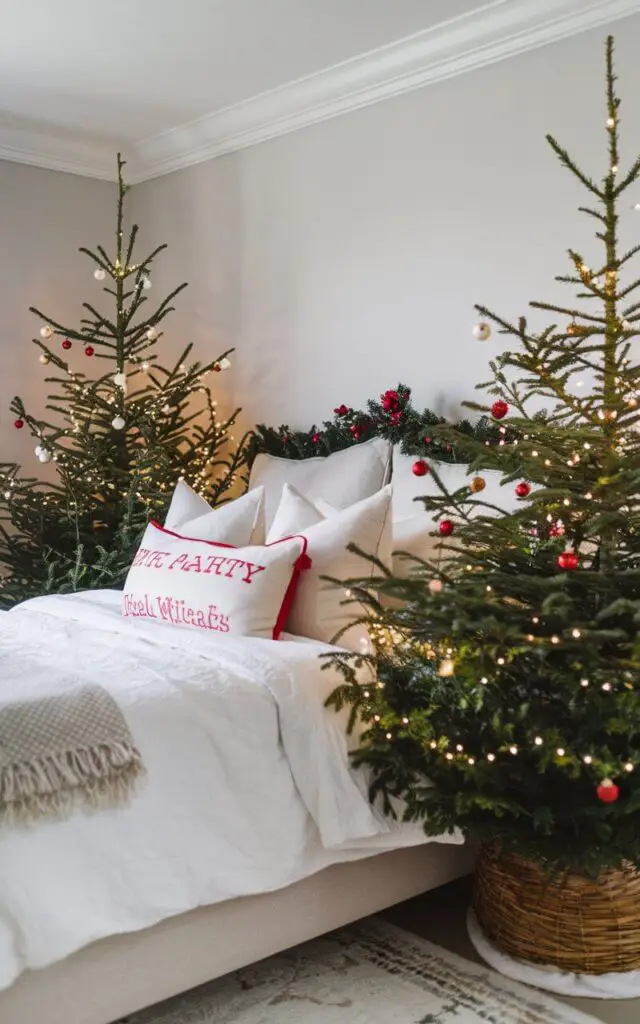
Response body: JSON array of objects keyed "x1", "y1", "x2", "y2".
[
  {"x1": 491, "y1": 400, "x2": 509, "y2": 420},
  {"x1": 84, "y1": 346, "x2": 94, "y2": 357},
  {"x1": 425, "y1": 436, "x2": 432, "y2": 444},
  {"x1": 213, "y1": 363, "x2": 221, "y2": 372},
  {"x1": 334, "y1": 404, "x2": 350, "y2": 417},
  {"x1": 311, "y1": 432, "x2": 320, "y2": 444},
  {"x1": 62, "y1": 339, "x2": 72, "y2": 351},
  {"x1": 14, "y1": 418, "x2": 24, "y2": 429},
  {"x1": 412, "y1": 459, "x2": 429, "y2": 477},
  {"x1": 597, "y1": 779, "x2": 620, "y2": 804},
  {"x1": 548, "y1": 523, "x2": 565, "y2": 538},
  {"x1": 557, "y1": 550, "x2": 579, "y2": 571},
  {"x1": 439, "y1": 519, "x2": 455, "y2": 537},
  {"x1": 515, "y1": 481, "x2": 531, "y2": 498}
]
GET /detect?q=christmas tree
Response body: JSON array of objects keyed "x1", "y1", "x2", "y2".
[
  {"x1": 0, "y1": 155, "x2": 249, "y2": 609},
  {"x1": 328, "y1": 36, "x2": 640, "y2": 877}
]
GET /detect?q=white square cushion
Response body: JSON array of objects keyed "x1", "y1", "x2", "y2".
[
  {"x1": 391, "y1": 447, "x2": 519, "y2": 576},
  {"x1": 123, "y1": 520, "x2": 309, "y2": 639},
  {"x1": 250, "y1": 438, "x2": 391, "y2": 529},
  {"x1": 164, "y1": 479, "x2": 265, "y2": 546},
  {"x1": 267, "y1": 484, "x2": 392, "y2": 651}
]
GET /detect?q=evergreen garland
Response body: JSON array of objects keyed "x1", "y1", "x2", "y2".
[{"x1": 247, "y1": 384, "x2": 513, "y2": 465}]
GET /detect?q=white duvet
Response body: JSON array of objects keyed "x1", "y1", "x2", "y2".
[{"x1": 0, "y1": 590, "x2": 460, "y2": 991}]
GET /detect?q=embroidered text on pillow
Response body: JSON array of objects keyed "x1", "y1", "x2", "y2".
[{"x1": 123, "y1": 521, "x2": 311, "y2": 640}]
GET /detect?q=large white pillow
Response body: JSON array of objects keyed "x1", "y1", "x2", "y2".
[
  {"x1": 250, "y1": 438, "x2": 392, "y2": 529},
  {"x1": 164, "y1": 479, "x2": 265, "y2": 545},
  {"x1": 391, "y1": 448, "x2": 520, "y2": 575},
  {"x1": 123, "y1": 520, "x2": 309, "y2": 639},
  {"x1": 267, "y1": 484, "x2": 392, "y2": 651}
]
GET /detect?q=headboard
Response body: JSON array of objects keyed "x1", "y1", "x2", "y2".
[{"x1": 246, "y1": 384, "x2": 511, "y2": 467}]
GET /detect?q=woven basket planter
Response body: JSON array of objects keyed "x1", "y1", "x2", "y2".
[{"x1": 473, "y1": 842, "x2": 640, "y2": 975}]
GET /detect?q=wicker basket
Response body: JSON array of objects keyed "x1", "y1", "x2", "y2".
[{"x1": 473, "y1": 843, "x2": 640, "y2": 974}]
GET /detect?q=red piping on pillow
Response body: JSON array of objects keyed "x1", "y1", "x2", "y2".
[
  {"x1": 273, "y1": 542, "x2": 312, "y2": 641},
  {"x1": 148, "y1": 521, "x2": 311, "y2": 641}
]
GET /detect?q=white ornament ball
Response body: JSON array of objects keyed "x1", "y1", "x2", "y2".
[
  {"x1": 162, "y1": 403, "x2": 172, "y2": 415},
  {"x1": 111, "y1": 416, "x2": 126, "y2": 431},
  {"x1": 40, "y1": 325, "x2": 53, "y2": 339},
  {"x1": 34, "y1": 445, "x2": 43, "y2": 457},
  {"x1": 38, "y1": 450, "x2": 52, "y2": 464},
  {"x1": 428, "y1": 579, "x2": 443, "y2": 594},
  {"x1": 94, "y1": 268, "x2": 106, "y2": 281},
  {"x1": 622, "y1": 319, "x2": 632, "y2": 331},
  {"x1": 473, "y1": 322, "x2": 491, "y2": 341},
  {"x1": 142, "y1": 276, "x2": 152, "y2": 290},
  {"x1": 39, "y1": 353, "x2": 50, "y2": 365},
  {"x1": 219, "y1": 357, "x2": 231, "y2": 370},
  {"x1": 146, "y1": 326, "x2": 158, "y2": 341},
  {"x1": 113, "y1": 372, "x2": 126, "y2": 387}
]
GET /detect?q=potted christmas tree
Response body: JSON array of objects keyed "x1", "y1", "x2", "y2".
[
  {"x1": 328, "y1": 36, "x2": 640, "y2": 994},
  {"x1": 0, "y1": 155, "x2": 249, "y2": 607}
]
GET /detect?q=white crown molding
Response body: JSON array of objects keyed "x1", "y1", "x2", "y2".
[
  {"x1": 128, "y1": 0, "x2": 640, "y2": 183},
  {"x1": 0, "y1": 117, "x2": 117, "y2": 181},
  {"x1": 0, "y1": 0, "x2": 637, "y2": 182}
]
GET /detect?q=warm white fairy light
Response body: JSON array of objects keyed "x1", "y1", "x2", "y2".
[
  {"x1": 602, "y1": 682, "x2": 612, "y2": 691},
  {"x1": 534, "y1": 736, "x2": 543, "y2": 746},
  {"x1": 625, "y1": 762, "x2": 634, "y2": 773},
  {"x1": 557, "y1": 747, "x2": 566, "y2": 757},
  {"x1": 487, "y1": 753, "x2": 496, "y2": 762},
  {"x1": 583, "y1": 755, "x2": 593, "y2": 765},
  {"x1": 572, "y1": 629, "x2": 581, "y2": 639},
  {"x1": 468, "y1": 757, "x2": 476, "y2": 766},
  {"x1": 480, "y1": 677, "x2": 488, "y2": 685},
  {"x1": 446, "y1": 752, "x2": 454, "y2": 761},
  {"x1": 551, "y1": 635, "x2": 560, "y2": 645},
  {"x1": 509, "y1": 745, "x2": 518, "y2": 755}
]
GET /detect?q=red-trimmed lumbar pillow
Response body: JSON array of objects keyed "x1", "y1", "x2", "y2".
[{"x1": 123, "y1": 521, "x2": 310, "y2": 640}]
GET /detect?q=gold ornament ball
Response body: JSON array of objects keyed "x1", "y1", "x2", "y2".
[
  {"x1": 470, "y1": 476, "x2": 486, "y2": 494},
  {"x1": 627, "y1": 396, "x2": 639, "y2": 410},
  {"x1": 39, "y1": 353, "x2": 50, "y2": 365},
  {"x1": 566, "y1": 322, "x2": 587, "y2": 336}
]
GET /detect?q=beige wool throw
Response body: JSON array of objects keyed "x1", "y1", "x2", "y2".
[{"x1": 0, "y1": 684, "x2": 144, "y2": 825}]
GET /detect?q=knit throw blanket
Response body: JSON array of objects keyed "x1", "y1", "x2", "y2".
[{"x1": 0, "y1": 685, "x2": 144, "y2": 825}]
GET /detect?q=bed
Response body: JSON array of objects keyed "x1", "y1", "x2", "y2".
[{"x1": 0, "y1": 588, "x2": 473, "y2": 1024}]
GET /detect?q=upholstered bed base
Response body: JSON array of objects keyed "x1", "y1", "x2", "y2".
[{"x1": 0, "y1": 841, "x2": 474, "y2": 1024}]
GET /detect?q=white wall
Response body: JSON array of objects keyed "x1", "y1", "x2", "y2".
[
  {"x1": 0, "y1": 162, "x2": 114, "y2": 466},
  {"x1": 131, "y1": 19, "x2": 640, "y2": 436}
]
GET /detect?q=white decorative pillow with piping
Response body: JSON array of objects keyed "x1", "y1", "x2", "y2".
[
  {"x1": 249, "y1": 438, "x2": 392, "y2": 529},
  {"x1": 164, "y1": 479, "x2": 265, "y2": 545},
  {"x1": 267, "y1": 483, "x2": 392, "y2": 651},
  {"x1": 123, "y1": 520, "x2": 309, "y2": 639}
]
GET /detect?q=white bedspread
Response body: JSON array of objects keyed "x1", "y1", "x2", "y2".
[{"x1": 0, "y1": 590, "x2": 460, "y2": 991}]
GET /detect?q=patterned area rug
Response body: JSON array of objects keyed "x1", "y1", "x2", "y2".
[{"x1": 118, "y1": 919, "x2": 600, "y2": 1023}]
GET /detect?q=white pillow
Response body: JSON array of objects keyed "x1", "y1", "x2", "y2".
[
  {"x1": 391, "y1": 448, "x2": 520, "y2": 576},
  {"x1": 250, "y1": 438, "x2": 392, "y2": 528},
  {"x1": 267, "y1": 484, "x2": 392, "y2": 651},
  {"x1": 123, "y1": 520, "x2": 309, "y2": 640},
  {"x1": 164, "y1": 479, "x2": 265, "y2": 546}
]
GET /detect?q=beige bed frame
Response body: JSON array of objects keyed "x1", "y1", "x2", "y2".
[{"x1": 0, "y1": 841, "x2": 474, "y2": 1024}]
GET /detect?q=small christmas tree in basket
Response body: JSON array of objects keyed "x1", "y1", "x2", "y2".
[
  {"x1": 0, "y1": 156, "x2": 249, "y2": 608},
  {"x1": 326, "y1": 37, "x2": 640, "y2": 992}
]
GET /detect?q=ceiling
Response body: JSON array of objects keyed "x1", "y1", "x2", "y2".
[{"x1": 0, "y1": 0, "x2": 637, "y2": 181}]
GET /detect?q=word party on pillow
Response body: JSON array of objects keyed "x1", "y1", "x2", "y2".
[{"x1": 123, "y1": 521, "x2": 310, "y2": 640}]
